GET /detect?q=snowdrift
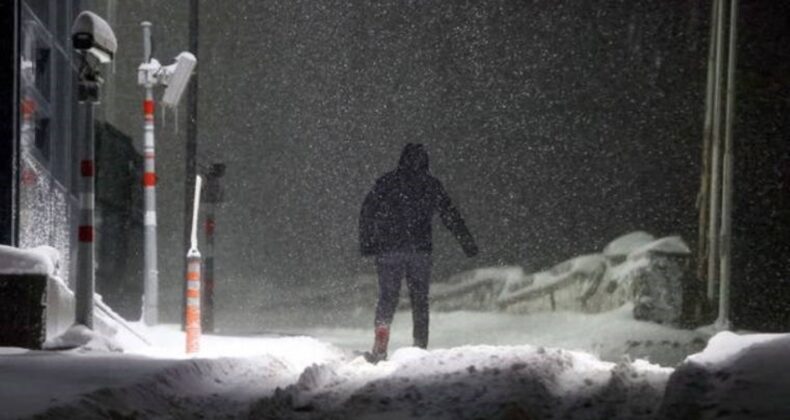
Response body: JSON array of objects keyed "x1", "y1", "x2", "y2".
[
  {"x1": 427, "y1": 232, "x2": 690, "y2": 326},
  {"x1": 249, "y1": 344, "x2": 672, "y2": 419},
  {"x1": 659, "y1": 331, "x2": 790, "y2": 419}
]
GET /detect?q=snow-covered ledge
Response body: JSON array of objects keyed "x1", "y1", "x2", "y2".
[
  {"x1": 0, "y1": 244, "x2": 61, "y2": 277},
  {"x1": 0, "y1": 245, "x2": 146, "y2": 351}
]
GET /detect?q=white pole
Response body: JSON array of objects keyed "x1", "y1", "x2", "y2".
[
  {"x1": 717, "y1": 0, "x2": 739, "y2": 330},
  {"x1": 141, "y1": 21, "x2": 159, "y2": 325},
  {"x1": 706, "y1": 0, "x2": 726, "y2": 302}
]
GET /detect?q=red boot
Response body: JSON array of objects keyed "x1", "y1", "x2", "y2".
[{"x1": 364, "y1": 325, "x2": 389, "y2": 364}]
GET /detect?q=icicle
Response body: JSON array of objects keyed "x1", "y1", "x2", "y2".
[
  {"x1": 174, "y1": 106, "x2": 179, "y2": 135},
  {"x1": 160, "y1": 103, "x2": 166, "y2": 129}
]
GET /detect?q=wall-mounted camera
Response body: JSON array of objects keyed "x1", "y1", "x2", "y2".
[
  {"x1": 138, "y1": 52, "x2": 196, "y2": 108},
  {"x1": 161, "y1": 52, "x2": 197, "y2": 108}
]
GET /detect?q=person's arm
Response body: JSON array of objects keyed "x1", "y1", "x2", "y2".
[{"x1": 435, "y1": 180, "x2": 478, "y2": 257}]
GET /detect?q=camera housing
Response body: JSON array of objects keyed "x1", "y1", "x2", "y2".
[
  {"x1": 71, "y1": 11, "x2": 117, "y2": 64},
  {"x1": 161, "y1": 52, "x2": 197, "y2": 107}
]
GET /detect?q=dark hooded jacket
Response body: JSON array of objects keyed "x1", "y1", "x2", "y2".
[{"x1": 359, "y1": 144, "x2": 478, "y2": 257}]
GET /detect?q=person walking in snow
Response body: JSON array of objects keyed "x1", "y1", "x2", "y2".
[{"x1": 359, "y1": 143, "x2": 478, "y2": 362}]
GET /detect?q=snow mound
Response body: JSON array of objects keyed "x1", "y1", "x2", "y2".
[
  {"x1": 660, "y1": 332, "x2": 790, "y2": 419},
  {"x1": 604, "y1": 231, "x2": 656, "y2": 259},
  {"x1": 43, "y1": 324, "x2": 123, "y2": 352},
  {"x1": 249, "y1": 344, "x2": 672, "y2": 419},
  {"x1": 0, "y1": 244, "x2": 60, "y2": 276}
]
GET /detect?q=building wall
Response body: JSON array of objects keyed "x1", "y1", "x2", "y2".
[
  {"x1": 0, "y1": 1, "x2": 19, "y2": 246},
  {"x1": 7, "y1": 0, "x2": 147, "y2": 320}
]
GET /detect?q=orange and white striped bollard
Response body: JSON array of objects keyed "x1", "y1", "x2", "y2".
[
  {"x1": 185, "y1": 249, "x2": 201, "y2": 353},
  {"x1": 185, "y1": 175, "x2": 203, "y2": 353}
]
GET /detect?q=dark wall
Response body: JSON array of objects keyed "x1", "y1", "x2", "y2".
[
  {"x1": 0, "y1": 0, "x2": 18, "y2": 246},
  {"x1": 95, "y1": 123, "x2": 144, "y2": 320},
  {"x1": 731, "y1": 1, "x2": 790, "y2": 330}
]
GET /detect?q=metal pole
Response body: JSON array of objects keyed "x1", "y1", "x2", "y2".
[
  {"x1": 75, "y1": 100, "x2": 95, "y2": 328},
  {"x1": 202, "y1": 201, "x2": 215, "y2": 332},
  {"x1": 706, "y1": 0, "x2": 726, "y2": 302},
  {"x1": 717, "y1": 0, "x2": 738, "y2": 329},
  {"x1": 697, "y1": 0, "x2": 719, "y2": 295},
  {"x1": 141, "y1": 21, "x2": 159, "y2": 326},
  {"x1": 183, "y1": 0, "x2": 200, "y2": 329}
]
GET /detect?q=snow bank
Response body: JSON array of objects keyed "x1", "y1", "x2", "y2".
[
  {"x1": 249, "y1": 344, "x2": 672, "y2": 419},
  {"x1": 0, "y1": 332, "x2": 344, "y2": 419},
  {"x1": 0, "y1": 244, "x2": 60, "y2": 276},
  {"x1": 659, "y1": 331, "x2": 790, "y2": 419}
]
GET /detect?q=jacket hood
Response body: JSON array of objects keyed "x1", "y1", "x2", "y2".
[{"x1": 398, "y1": 143, "x2": 430, "y2": 173}]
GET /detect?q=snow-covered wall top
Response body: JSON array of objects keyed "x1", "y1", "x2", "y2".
[
  {"x1": 627, "y1": 236, "x2": 690, "y2": 260},
  {"x1": 603, "y1": 231, "x2": 656, "y2": 258},
  {"x1": 0, "y1": 245, "x2": 60, "y2": 276}
]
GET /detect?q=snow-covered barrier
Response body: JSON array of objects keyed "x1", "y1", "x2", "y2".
[
  {"x1": 428, "y1": 266, "x2": 524, "y2": 311},
  {"x1": 597, "y1": 236, "x2": 691, "y2": 325},
  {"x1": 429, "y1": 232, "x2": 691, "y2": 325},
  {"x1": 497, "y1": 254, "x2": 608, "y2": 313}
]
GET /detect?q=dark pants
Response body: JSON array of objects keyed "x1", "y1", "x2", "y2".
[{"x1": 374, "y1": 251, "x2": 432, "y2": 348}]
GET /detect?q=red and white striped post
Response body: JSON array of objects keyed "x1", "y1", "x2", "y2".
[
  {"x1": 72, "y1": 11, "x2": 116, "y2": 330},
  {"x1": 75, "y1": 97, "x2": 96, "y2": 328},
  {"x1": 185, "y1": 175, "x2": 203, "y2": 353},
  {"x1": 140, "y1": 21, "x2": 160, "y2": 325}
]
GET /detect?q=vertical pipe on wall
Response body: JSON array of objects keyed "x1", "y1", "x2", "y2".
[
  {"x1": 717, "y1": 0, "x2": 739, "y2": 329},
  {"x1": 697, "y1": 0, "x2": 719, "y2": 299},
  {"x1": 706, "y1": 0, "x2": 726, "y2": 302}
]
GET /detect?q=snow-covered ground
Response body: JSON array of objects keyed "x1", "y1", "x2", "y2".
[
  {"x1": 0, "y1": 305, "x2": 705, "y2": 419},
  {"x1": 296, "y1": 305, "x2": 705, "y2": 366},
  {"x1": 1, "y1": 310, "x2": 789, "y2": 419},
  {"x1": 5, "y1": 243, "x2": 786, "y2": 418}
]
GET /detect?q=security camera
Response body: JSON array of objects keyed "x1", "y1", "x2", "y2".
[
  {"x1": 71, "y1": 11, "x2": 117, "y2": 64},
  {"x1": 161, "y1": 52, "x2": 197, "y2": 107}
]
